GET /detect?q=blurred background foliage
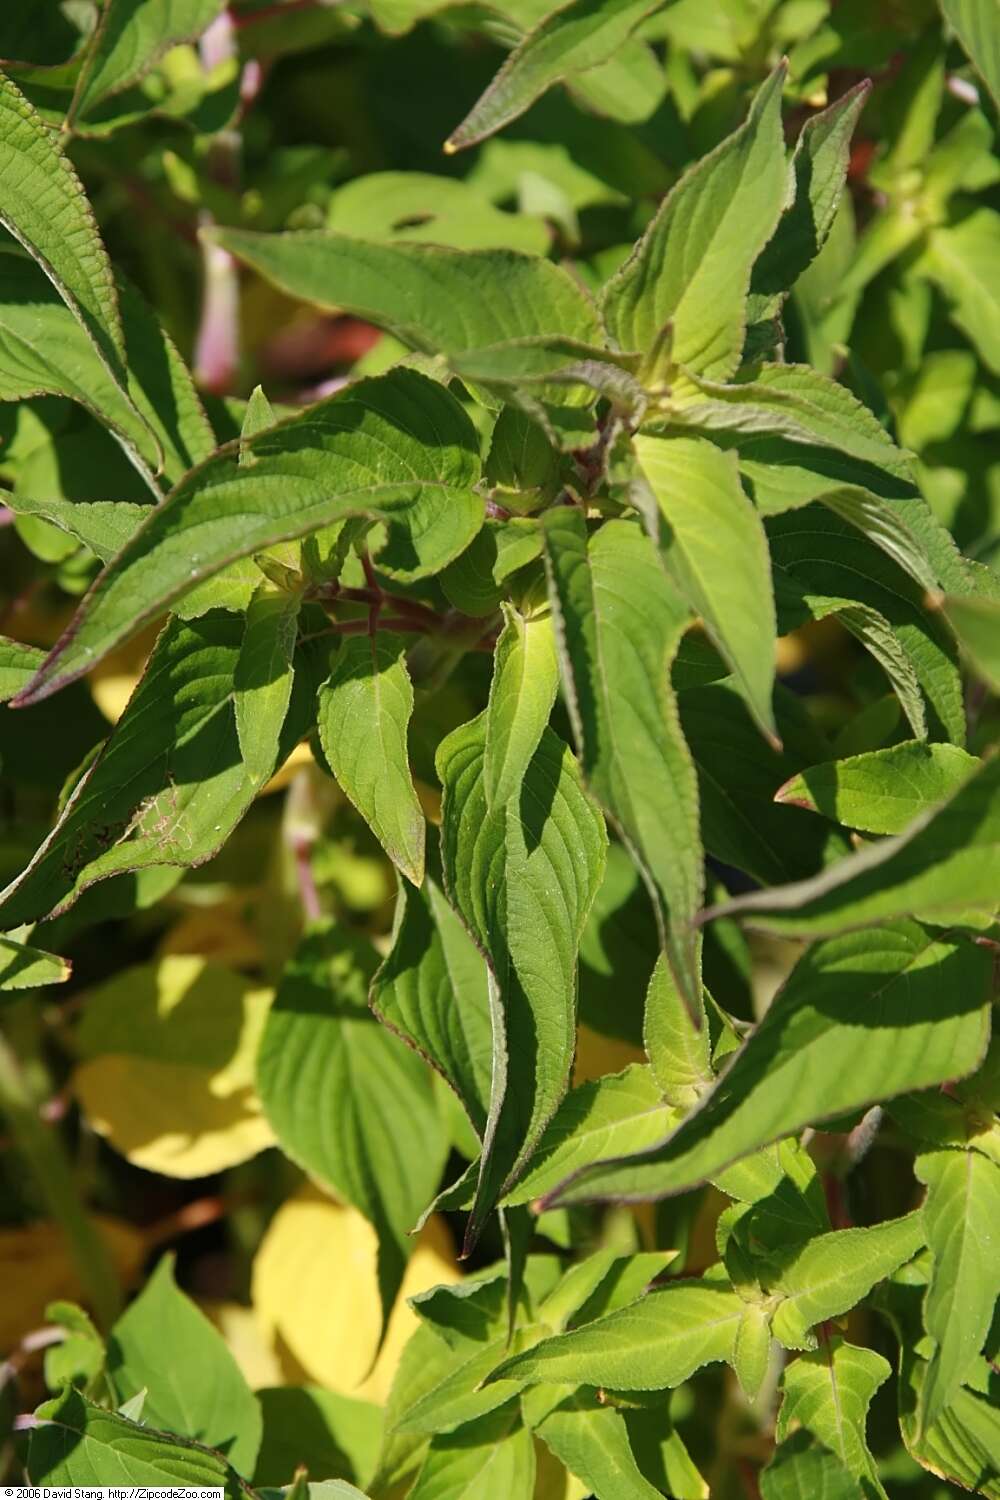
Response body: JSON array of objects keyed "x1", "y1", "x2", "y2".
[{"x1": 1, "y1": 1, "x2": 998, "y2": 1494}]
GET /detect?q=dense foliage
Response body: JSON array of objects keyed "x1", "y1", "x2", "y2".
[{"x1": 1, "y1": 1, "x2": 999, "y2": 1496}]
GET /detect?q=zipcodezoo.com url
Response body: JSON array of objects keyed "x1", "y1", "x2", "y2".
[{"x1": 4, "y1": 1488, "x2": 224, "y2": 1497}]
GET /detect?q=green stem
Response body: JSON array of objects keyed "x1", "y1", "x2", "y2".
[{"x1": 0, "y1": 1020, "x2": 122, "y2": 1331}]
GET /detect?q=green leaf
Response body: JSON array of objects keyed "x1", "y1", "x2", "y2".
[
  {"x1": 660, "y1": 363, "x2": 917, "y2": 508},
  {"x1": 501, "y1": 1065, "x2": 675, "y2": 1208},
  {"x1": 484, "y1": 604, "x2": 560, "y2": 809},
  {"x1": 256, "y1": 922, "x2": 448, "y2": 1332},
  {"x1": 775, "y1": 575, "x2": 929, "y2": 743},
  {"x1": 0, "y1": 72, "x2": 124, "y2": 372},
  {"x1": 775, "y1": 742, "x2": 980, "y2": 835},
  {"x1": 915, "y1": 1148, "x2": 1000, "y2": 1432},
  {"x1": 318, "y1": 634, "x2": 425, "y2": 887},
  {"x1": 535, "y1": 1399, "x2": 664, "y2": 1500},
  {"x1": 774, "y1": 1338, "x2": 890, "y2": 1496},
  {"x1": 5, "y1": 496, "x2": 148, "y2": 563},
  {"x1": 0, "y1": 934, "x2": 71, "y2": 993},
  {"x1": 602, "y1": 66, "x2": 788, "y2": 389},
  {"x1": 541, "y1": 922, "x2": 991, "y2": 1207},
  {"x1": 28, "y1": 1387, "x2": 243, "y2": 1496},
  {"x1": 371, "y1": 873, "x2": 492, "y2": 1137},
  {"x1": 542, "y1": 510, "x2": 701, "y2": 1012},
  {"x1": 0, "y1": 613, "x2": 312, "y2": 927},
  {"x1": 759, "y1": 1431, "x2": 859, "y2": 1500},
  {"x1": 935, "y1": 589, "x2": 1000, "y2": 693},
  {"x1": 939, "y1": 0, "x2": 1000, "y2": 107},
  {"x1": 327, "y1": 171, "x2": 549, "y2": 254},
  {"x1": 13, "y1": 370, "x2": 483, "y2": 704},
  {"x1": 677, "y1": 677, "x2": 852, "y2": 887},
  {"x1": 713, "y1": 753, "x2": 1000, "y2": 937},
  {"x1": 254, "y1": 1387, "x2": 382, "y2": 1491},
  {"x1": 211, "y1": 229, "x2": 601, "y2": 363},
  {"x1": 235, "y1": 585, "x2": 300, "y2": 786},
  {"x1": 644, "y1": 952, "x2": 712, "y2": 1109},
  {"x1": 0, "y1": 634, "x2": 44, "y2": 702},
  {"x1": 634, "y1": 434, "x2": 778, "y2": 742},
  {"x1": 436, "y1": 712, "x2": 606, "y2": 1245},
  {"x1": 396, "y1": 1324, "x2": 548, "y2": 1437},
  {"x1": 407, "y1": 1408, "x2": 535, "y2": 1499},
  {"x1": 767, "y1": 506, "x2": 965, "y2": 746},
  {"x1": 899, "y1": 1350, "x2": 1000, "y2": 1499},
  {"x1": 445, "y1": 0, "x2": 664, "y2": 152},
  {"x1": 107, "y1": 1254, "x2": 261, "y2": 1476},
  {"x1": 747, "y1": 83, "x2": 870, "y2": 338},
  {"x1": 490, "y1": 1278, "x2": 746, "y2": 1391},
  {"x1": 769, "y1": 1214, "x2": 926, "y2": 1350},
  {"x1": 68, "y1": 0, "x2": 226, "y2": 125},
  {"x1": 0, "y1": 253, "x2": 214, "y2": 488},
  {"x1": 917, "y1": 208, "x2": 1000, "y2": 376}
]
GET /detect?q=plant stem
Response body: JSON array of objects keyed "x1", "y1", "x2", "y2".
[{"x1": 0, "y1": 1019, "x2": 122, "y2": 1330}]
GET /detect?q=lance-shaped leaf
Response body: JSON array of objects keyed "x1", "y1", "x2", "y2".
[
  {"x1": 602, "y1": 66, "x2": 788, "y2": 389},
  {"x1": 0, "y1": 934, "x2": 71, "y2": 994},
  {"x1": 917, "y1": 208, "x2": 1000, "y2": 376},
  {"x1": 68, "y1": 0, "x2": 226, "y2": 126},
  {"x1": 407, "y1": 1408, "x2": 535, "y2": 1500},
  {"x1": 445, "y1": 0, "x2": 665, "y2": 152},
  {"x1": 934, "y1": 589, "x2": 1000, "y2": 693},
  {"x1": 661, "y1": 365, "x2": 917, "y2": 502},
  {"x1": 502, "y1": 1065, "x2": 676, "y2": 1209},
  {"x1": 0, "y1": 613, "x2": 313, "y2": 929},
  {"x1": 256, "y1": 923, "x2": 448, "y2": 1335},
  {"x1": 234, "y1": 585, "x2": 300, "y2": 787},
  {"x1": 372, "y1": 873, "x2": 492, "y2": 1137},
  {"x1": 776, "y1": 742, "x2": 979, "y2": 835},
  {"x1": 747, "y1": 84, "x2": 869, "y2": 335},
  {"x1": 759, "y1": 1432, "x2": 863, "y2": 1500},
  {"x1": 769, "y1": 1214, "x2": 926, "y2": 1350},
  {"x1": 489, "y1": 1279, "x2": 746, "y2": 1391},
  {"x1": 484, "y1": 604, "x2": 560, "y2": 809},
  {"x1": 0, "y1": 635, "x2": 44, "y2": 703},
  {"x1": 6, "y1": 497, "x2": 148, "y2": 564},
  {"x1": 711, "y1": 753, "x2": 1000, "y2": 937},
  {"x1": 0, "y1": 72, "x2": 124, "y2": 370},
  {"x1": 210, "y1": 229, "x2": 601, "y2": 359},
  {"x1": 542, "y1": 510, "x2": 701, "y2": 1012},
  {"x1": 742, "y1": 446, "x2": 970, "y2": 600},
  {"x1": 898, "y1": 1349, "x2": 1000, "y2": 1498},
  {"x1": 940, "y1": 0, "x2": 1000, "y2": 107},
  {"x1": 634, "y1": 434, "x2": 778, "y2": 742},
  {"x1": 774, "y1": 1338, "x2": 890, "y2": 1497},
  {"x1": 107, "y1": 1254, "x2": 261, "y2": 1476},
  {"x1": 644, "y1": 951, "x2": 712, "y2": 1108},
  {"x1": 28, "y1": 1389, "x2": 244, "y2": 1495},
  {"x1": 767, "y1": 507, "x2": 965, "y2": 745},
  {"x1": 678, "y1": 677, "x2": 852, "y2": 887},
  {"x1": 436, "y1": 713, "x2": 606, "y2": 1246},
  {"x1": 0, "y1": 255, "x2": 214, "y2": 489},
  {"x1": 535, "y1": 1399, "x2": 665, "y2": 1500},
  {"x1": 541, "y1": 922, "x2": 991, "y2": 1207},
  {"x1": 318, "y1": 634, "x2": 425, "y2": 887},
  {"x1": 12, "y1": 370, "x2": 483, "y2": 705},
  {"x1": 774, "y1": 573, "x2": 929, "y2": 744},
  {"x1": 915, "y1": 1148, "x2": 1000, "y2": 1432}
]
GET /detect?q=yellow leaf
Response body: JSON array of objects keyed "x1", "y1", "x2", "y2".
[
  {"x1": 157, "y1": 906, "x2": 263, "y2": 967},
  {"x1": 201, "y1": 1299, "x2": 286, "y2": 1390},
  {"x1": 73, "y1": 956, "x2": 274, "y2": 1177},
  {"x1": 252, "y1": 1186, "x2": 459, "y2": 1404},
  {"x1": 0, "y1": 1217, "x2": 145, "y2": 1349}
]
